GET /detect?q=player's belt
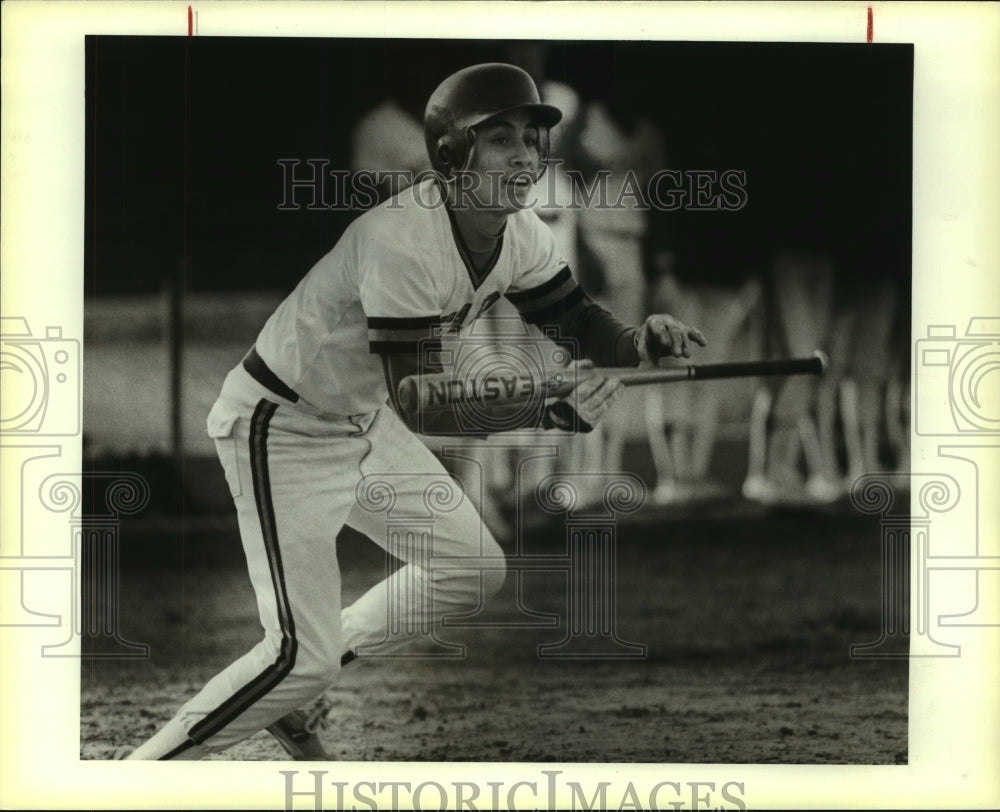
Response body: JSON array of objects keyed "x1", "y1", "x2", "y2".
[{"x1": 242, "y1": 347, "x2": 300, "y2": 403}]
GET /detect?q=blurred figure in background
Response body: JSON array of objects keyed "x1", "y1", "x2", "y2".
[
  {"x1": 350, "y1": 58, "x2": 433, "y2": 204},
  {"x1": 743, "y1": 244, "x2": 903, "y2": 506},
  {"x1": 646, "y1": 256, "x2": 762, "y2": 504},
  {"x1": 566, "y1": 74, "x2": 668, "y2": 499},
  {"x1": 743, "y1": 251, "x2": 840, "y2": 505},
  {"x1": 743, "y1": 252, "x2": 833, "y2": 504},
  {"x1": 838, "y1": 278, "x2": 899, "y2": 482}
]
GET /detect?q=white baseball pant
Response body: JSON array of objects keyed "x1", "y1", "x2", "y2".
[{"x1": 137, "y1": 363, "x2": 505, "y2": 758}]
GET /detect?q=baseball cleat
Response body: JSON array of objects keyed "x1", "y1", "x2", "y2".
[{"x1": 266, "y1": 696, "x2": 333, "y2": 761}]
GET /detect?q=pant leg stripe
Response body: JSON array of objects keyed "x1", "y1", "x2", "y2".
[
  {"x1": 186, "y1": 399, "x2": 298, "y2": 744},
  {"x1": 160, "y1": 739, "x2": 197, "y2": 760}
]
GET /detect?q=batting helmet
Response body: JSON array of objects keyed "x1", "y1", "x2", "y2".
[{"x1": 424, "y1": 63, "x2": 563, "y2": 177}]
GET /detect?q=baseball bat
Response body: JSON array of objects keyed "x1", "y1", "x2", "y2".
[{"x1": 397, "y1": 350, "x2": 827, "y2": 418}]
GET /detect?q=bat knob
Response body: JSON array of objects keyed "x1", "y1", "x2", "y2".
[
  {"x1": 397, "y1": 376, "x2": 418, "y2": 420},
  {"x1": 812, "y1": 349, "x2": 829, "y2": 377}
]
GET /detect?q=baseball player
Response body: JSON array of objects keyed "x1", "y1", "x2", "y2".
[{"x1": 126, "y1": 63, "x2": 705, "y2": 761}]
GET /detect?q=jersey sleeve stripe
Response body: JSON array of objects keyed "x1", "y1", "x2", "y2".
[
  {"x1": 369, "y1": 339, "x2": 443, "y2": 355},
  {"x1": 505, "y1": 266, "x2": 574, "y2": 305},
  {"x1": 367, "y1": 316, "x2": 445, "y2": 353},
  {"x1": 368, "y1": 326, "x2": 442, "y2": 343},
  {"x1": 366, "y1": 315, "x2": 442, "y2": 330},
  {"x1": 508, "y1": 278, "x2": 582, "y2": 317},
  {"x1": 515, "y1": 285, "x2": 587, "y2": 327}
]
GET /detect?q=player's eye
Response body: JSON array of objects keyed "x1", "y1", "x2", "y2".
[{"x1": 491, "y1": 135, "x2": 510, "y2": 146}]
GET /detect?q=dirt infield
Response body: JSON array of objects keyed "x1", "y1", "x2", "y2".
[{"x1": 81, "y1": 509, "x2": 907, "y2": 764}]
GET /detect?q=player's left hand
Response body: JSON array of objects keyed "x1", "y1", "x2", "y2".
[
  {"x1": 635, "y1": 314, "x2": 708, "y2": 365},
  {"x1": 543, "y1": 360, "x2": 623, "y2": 433}
]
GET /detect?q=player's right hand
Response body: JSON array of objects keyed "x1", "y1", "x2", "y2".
[
  {"x1": 543, "y1": 360, "x2": 624, "y2": 433},
  {"x1": 635, "y1": 313, "x2": 708, "y2": 364}
]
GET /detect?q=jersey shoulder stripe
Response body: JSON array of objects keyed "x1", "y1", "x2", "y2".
[{"x1": 367, "y1": 314, "x2": 443, "y2": 355}]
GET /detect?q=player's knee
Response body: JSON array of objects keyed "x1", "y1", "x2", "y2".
[
  {"x1": 433, "y1": 562, "x2": 505, "y2": 607},
  {"x1": 294, "y1": 650, "x2": 343, "y2": 687},
  {"x1": 433, "y1": 535, "x2": 506, "y2": 606},
  {"x1": 481, "y1": 559, "x2": 506, "y2": 601},
  {"x1": 479, "y1": 536, "x2": 507, "y2": 600},
  {"x1": 315, "y1": 655, "x2": 344, "y2": 686}
]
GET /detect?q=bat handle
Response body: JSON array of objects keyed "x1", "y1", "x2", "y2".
[{"x1": 689, "y1": 350, "x2": 828, "y2": 381}]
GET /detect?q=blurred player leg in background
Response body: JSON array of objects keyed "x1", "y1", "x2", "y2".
[
  {"x1": 813, "y1": 299, "x2": 855, "y2": 496},
  {"x1": 743, "y1": 251, "x2": 836, "y2": 505},
  {"x1": 839, "y1": 276, "x2": 899, "y2": 484},
  {"x1": 647, "y1": 270, "x2": 762, "y2": 503}
]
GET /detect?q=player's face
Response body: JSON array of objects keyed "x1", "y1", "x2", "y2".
[{"x1": 463, "y1": 110, "x2": 542, "y2": 213}]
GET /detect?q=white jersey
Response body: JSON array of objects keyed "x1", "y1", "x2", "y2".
[{"x1": 253, "y1": 178, "x2": 574, "y2": 415}]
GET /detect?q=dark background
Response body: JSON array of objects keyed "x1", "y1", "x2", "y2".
[{"x1": 85, "y1": 37, "x2": 912, "y2": 297}]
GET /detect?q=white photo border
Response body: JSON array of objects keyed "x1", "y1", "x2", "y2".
[{"x1": 1, "y1": 1, "x2": 998, "y2": 809}]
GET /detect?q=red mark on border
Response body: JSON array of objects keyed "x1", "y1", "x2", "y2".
[
  {"x1": 188, "y1": 5, "x2": 193, "y2": 37},
  {"x1": 867, "y1": 7, "x2": 873, "y2": 43}
]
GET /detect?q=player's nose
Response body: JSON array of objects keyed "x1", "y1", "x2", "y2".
[{"x1": 510, "y1": 140, "x2": 535, "y2": 169}]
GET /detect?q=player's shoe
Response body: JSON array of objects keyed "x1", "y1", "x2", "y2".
[{"x1": 266, "y1": 695, "x2": 333, "y2": 761}]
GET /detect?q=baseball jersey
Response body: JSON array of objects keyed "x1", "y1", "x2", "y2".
[{"x1": 253, "y1": 177, "x2": 575, "y2": 416}]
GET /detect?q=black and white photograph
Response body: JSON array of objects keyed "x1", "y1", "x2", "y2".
[
  {"x1": 1, "y1": 2, "x2": 998, "y2": 810},
  {"x1": 81, "y1": 34, "x2": 915, "y2": 768}
]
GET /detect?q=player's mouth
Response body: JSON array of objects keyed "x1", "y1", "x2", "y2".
[{"x1": 505, "y1": 174, "x2": 536, "y2": 188}]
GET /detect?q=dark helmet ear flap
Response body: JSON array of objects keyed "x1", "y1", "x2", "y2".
[{"x1": 436, "y1": 141, "x2": 454, "y2": 170}]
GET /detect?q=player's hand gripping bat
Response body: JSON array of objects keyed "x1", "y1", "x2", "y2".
[{"x1": 397, "y1": 351, "x2": 828, "y2": 423}]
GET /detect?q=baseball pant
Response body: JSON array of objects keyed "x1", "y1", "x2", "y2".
[{"x1": 160, "y1": 364, "x2": 506, "y2": 756}]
